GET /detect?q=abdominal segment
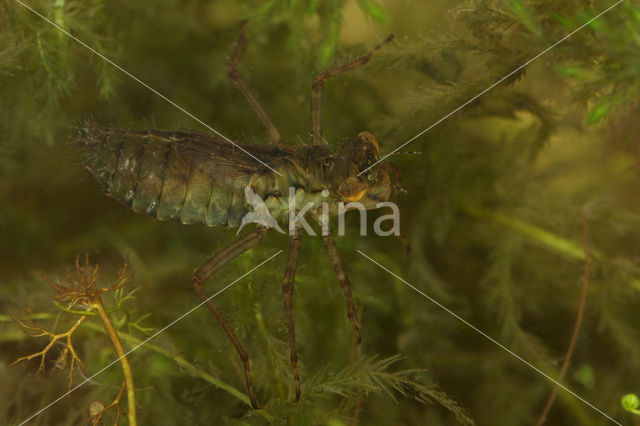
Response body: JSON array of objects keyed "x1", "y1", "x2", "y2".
[{"x1": 79, "y1": 125, "x2": 249, "y2": 227}]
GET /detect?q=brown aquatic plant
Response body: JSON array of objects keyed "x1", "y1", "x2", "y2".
[{"x1": 12, "y1": 255, "x2": 138, "y2": 426}]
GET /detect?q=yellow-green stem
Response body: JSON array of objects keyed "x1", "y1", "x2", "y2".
[
  {"x1": 92, "y1": 298, "x2": 137, "y2": 426},
  {"x1": 1, "y1": 312, "x2": 274, "y2": 421}
]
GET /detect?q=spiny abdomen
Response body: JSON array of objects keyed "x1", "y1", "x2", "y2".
[{"x1": 78, "y1": 125, "x2": 248, "y2": 227}]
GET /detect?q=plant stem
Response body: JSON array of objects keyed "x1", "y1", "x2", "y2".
[
  {"x1": 535, "y1": 215, "x2": 590, "y2": 425},
  {"x1": 80, "y1": 322, "x2": 274, "y2": 421},
  {"x1": 1, "y1": 312, "x2": 274, "y2": 421},
  {"x1": 92, "y1": 296, "x2": 137, "y2": 426},
  {"x1": 463, "y1": 204, "x2": 588, "y2": 260}
]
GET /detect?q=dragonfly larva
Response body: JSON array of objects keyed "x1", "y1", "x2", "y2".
[{"x1": 76, "y1": 28, "x2": 395, "y2": 409}]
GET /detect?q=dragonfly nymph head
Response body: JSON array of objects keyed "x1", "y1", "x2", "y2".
[{"x1": 330, "y1": 131, "x2": 392, "y2": 210}]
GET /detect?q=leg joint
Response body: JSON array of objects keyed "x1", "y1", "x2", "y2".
[
  {"x1": 312, "y1": 78, "x2": 324, "y2": 90},
  {"x1": 227, "y1": 66, "x2": 240, "y2": 79}
]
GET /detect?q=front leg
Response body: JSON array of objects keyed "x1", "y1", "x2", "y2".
[
  {"x1": 282, "y1": 227, "x2": 302, "y2": 402},
  {"x1": 323, "y1": 233, "x2": 361, "y2": 345},
  {"x1": 310, "y1": 34, "x2": 394, "y2": 146},
  {"x1": 193, "y1": 227, "x2": 268, "y2": 409}
]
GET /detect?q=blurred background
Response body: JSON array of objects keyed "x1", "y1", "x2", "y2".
[{"x1": 1, "y1": 0, "x2": 640, "y2": 424}]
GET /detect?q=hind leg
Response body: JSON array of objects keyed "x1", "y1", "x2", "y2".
[{"x1": 193, "y1": 227, "x2": 268, "y2": 409}]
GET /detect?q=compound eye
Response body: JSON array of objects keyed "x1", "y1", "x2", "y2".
[
  {"x1": 367, "y1": 172, "x2": 375, "y2": 182},
  {"x1": 322, "y1": 156, "x2": 333, "y2": 168}
]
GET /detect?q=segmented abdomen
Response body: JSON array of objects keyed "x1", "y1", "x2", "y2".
[{"x1": 79, "y1": 126, "x2": 248, "y2": 227}]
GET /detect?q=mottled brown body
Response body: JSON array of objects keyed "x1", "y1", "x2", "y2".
[
  {"x1": 76, "y1": 28, "x2": 394, "y2": 410},
  {"x1": 78, "y1": 124, "x2": 333, "y2": 228}
]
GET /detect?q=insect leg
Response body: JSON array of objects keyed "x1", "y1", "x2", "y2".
[
  {"x1": 322, "y1": 233, "x2": 361, "y2": 345},
  {"x1": 228, "y1": 24, "x2": 284, "y2": 146},
  {"x1": 310, "y1": 34, "x2": 394, "y2": 146},
  {"x1": 193, "y1": 227, "x2": 269, "y2": 409},
  {"x1": 282, "y1": 226, "x2": 302, "y2": 402}
]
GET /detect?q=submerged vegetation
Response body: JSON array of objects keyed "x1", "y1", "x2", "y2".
[{"x1": 1, "y1": 0, "x2": 640, "y2": 424}]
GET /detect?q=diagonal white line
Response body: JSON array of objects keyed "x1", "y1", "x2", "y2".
[
  {"x1": 360, "y1": 0, "x2": 624, "y2": 176},
  {"x1": 18, "y1": 250, "x2": 283, "y2": 425},
  {"x1": 357, "y1": 249, "x2": 622, "y2": 425},
  {"x1": 12, "y1": 0, "x2": 283, "y2": 177}
]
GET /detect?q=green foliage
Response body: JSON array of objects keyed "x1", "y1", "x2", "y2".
[
  {"x1": 621, "y1": 393, "x2": 640, "y2": 415},
  {"x1": 249, "y1": 0, "x2": 387, "y2": 66},
  {"x1": 356, "y1": 0, "x2": 388, "y2": 24},
  {"x1": 308, "y1": 355, "x2": 473, "y2": 425},
  {"x1": 1, "y1": 0, "x2": 640, "y2": 425}
]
